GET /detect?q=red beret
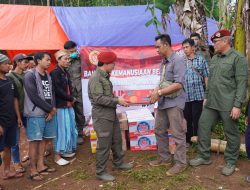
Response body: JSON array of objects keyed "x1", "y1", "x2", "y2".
[
  {"x1": 211, "y1": 29, "x2": 231, "y2": 41},
  {"x1": 97, "y1": 52, "x2": 117, "y2": 64}
]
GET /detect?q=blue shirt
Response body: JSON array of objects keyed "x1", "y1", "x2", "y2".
[{"x1": 184, "y1": 55, "x2": 209, "y2": 102}]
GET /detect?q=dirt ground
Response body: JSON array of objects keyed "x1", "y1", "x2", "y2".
[{"x1": 1, "y1": 128, "x2": 250, "y2": 190}]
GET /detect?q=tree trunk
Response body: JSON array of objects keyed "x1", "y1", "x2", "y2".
[
  {"x1": 174, "y1": 0, "x2": 208, "y2": 46},
  {"x1": 234, "y1": 0, "x2": 245, "y2": 55}
]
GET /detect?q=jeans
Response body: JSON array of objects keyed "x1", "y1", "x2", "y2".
[{"x1": 11, "y1": 116, "x2": 26, "y2": 164}]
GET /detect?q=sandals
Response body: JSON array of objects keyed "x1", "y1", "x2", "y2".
[
  {"x1": 2, "y1": 172, "x2": 24, "y2": 180},
  {"x1": 14, "y1": 164, "x2": 26, "y2": 173},
  {"x1": 38, "y1": 166, "x2": 56, "y2": 175},
  {"x1": 21, "y1": 155, "x2": 29, "y2": 163},
  {"x1": 44, "y1": 151, "x2": 51, "y2": 157},
  {"x1": 29, "y1": 173, "x2": 43, "y2": 181}
]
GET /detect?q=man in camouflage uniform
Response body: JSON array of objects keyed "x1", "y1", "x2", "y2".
[
  {"x1": 64, "y1": 41, "x2": 85, "y2": 144},
  {"x1": 88, "y1": 51, "x2": 133, "y2": 181},
  {"x1": 190, "y1": 33, "x2": 211, "y2": 63},
  {"x1": 189, "y1": 30, "x2": 248, "y2": 176}
]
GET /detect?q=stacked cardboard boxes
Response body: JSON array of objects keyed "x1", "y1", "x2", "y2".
[{"x1": 126, "y1": 108, "x2": 157, "y2": 151}]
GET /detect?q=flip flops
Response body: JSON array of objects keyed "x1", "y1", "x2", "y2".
[
  {"x1": 2, "y1": 172, "x2": 23, "y2": 180},
  {"x1": 38, "y1": 166, "x2": 56, "y2": 175},
  {"x1": 21, "y1": 155, "x2": 29, "y2": 163},
  {"x1": 29, "y1": 173, "x2": 43, "y2": 181},
  {"x1": 14, "y1": 164, "x2": 26, "y2": 173}
]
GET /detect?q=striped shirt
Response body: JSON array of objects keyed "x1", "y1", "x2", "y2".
[{"x1": 184, "y1": 55, "x2": 209, "y2": 102}]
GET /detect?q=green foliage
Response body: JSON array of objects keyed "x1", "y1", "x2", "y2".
[
  {"x1": 155, "y1": 0, "x2": 175, "y2": 14},
  {"x1": 145, "y1": 3, "x2": 161, "y2": 34}
]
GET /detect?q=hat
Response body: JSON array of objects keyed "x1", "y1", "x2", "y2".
[
  {"x1": 97, "y1": 52, "x2": 117, "y2": 64},
  {"x1": 0, "y1": 54, "x2": 10, "y2": 64},
  {"x1": 211, "y1": 29, "x2": 231, "y2": 41},
  {"x1": 55, "y1": 50, "x2": 69, "y2": 61},
  {"x1": 13, "y1": 53, "x2": 33, "y2": 63}
]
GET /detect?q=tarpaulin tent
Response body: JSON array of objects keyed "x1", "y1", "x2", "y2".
[
  {"x1": 0, "y1": 4, "x2": 218, "y2": 50},
  {"x1": 0, "y1": 4, "x2": 218, "y2": 116}
]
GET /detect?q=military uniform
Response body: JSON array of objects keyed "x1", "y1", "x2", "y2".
[
  {"x1": 67, "y1": 58, "x2": 85, "y2": 134},
  {"x1": 196, "y1": 45, "x2": 211, "y2": 64},
  {"x1": 197, "y1": 48, "x2": 248, "y2": 165},
  {"x1": 88, "y1": 68, "x2": 124, "y2": 175}
]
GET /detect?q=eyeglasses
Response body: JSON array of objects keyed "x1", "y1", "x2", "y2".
[{"x1": 213, "y1": 39, "x2": 222, "y2": 44}]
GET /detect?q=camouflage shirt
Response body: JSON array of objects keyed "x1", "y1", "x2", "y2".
[
  {"x1": 88, "y1": 68, "x2": 119, "y2": 121},
  {"x1": 67, "y1": 58, "x2": 82, "y2": 101}
]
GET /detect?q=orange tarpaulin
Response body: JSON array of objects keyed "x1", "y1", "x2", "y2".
[{"x1": 0, "y1": 4, "x2": 68, "y2": 50}]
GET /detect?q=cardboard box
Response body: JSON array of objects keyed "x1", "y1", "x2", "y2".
[
  {"x1": 117, "y1": 112, "x2": 129, "y2": 130},
  {"x1": 130, "y1": 134, "x2": 157, "y2": 151},
  {"x1": 126, "y1": 108, "x2": 155, "y2": 138},
  {"x1": 123, "y1": 90, "x2": 151, "y2": 105},
  {"x1": 128, "y1": 120, "x2": 155, "y2": 138}
]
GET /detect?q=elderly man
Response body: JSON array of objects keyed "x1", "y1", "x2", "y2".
[
  {"x1": 189, "y1": 30, "x2": 248, "y2": 176},
  {"x1": 149, "y1": 34, "x2": 187, "y2": 176},
  {"x1": 88, "y1": 51, "x2": 133, "y2": 181}
]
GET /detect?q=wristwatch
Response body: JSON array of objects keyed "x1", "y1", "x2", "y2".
[{"x1": 158, "y1": 89, "x2": 162, "y2": 96}]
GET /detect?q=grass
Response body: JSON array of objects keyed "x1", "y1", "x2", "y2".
[
  {"x1": 185, "y1": 185, "x2": 208, "y2": 190},
  {"x1": 69, "y1": 166, "x2": 89, "y2": 180}
]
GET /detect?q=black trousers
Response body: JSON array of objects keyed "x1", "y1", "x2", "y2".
[{"x1": 183, "y1": 100, "x2": 203, "y2": 143}]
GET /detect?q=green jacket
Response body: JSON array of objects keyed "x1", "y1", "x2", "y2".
[
  {"x1": 88, "y1": 68, "x2": 118, "y2": 121},
  {"x1": 67, "y1": 58, "x2": 82, "y2": 102},
  {"x1": 205, "y1": 48, "x2": 248, "y2": 111},
  {"x1": 7, "y1": 72, "x2": 24, "y2": 114},
  {"x1": 196, "y1": 46, "x2": 211, "y2": 64}
]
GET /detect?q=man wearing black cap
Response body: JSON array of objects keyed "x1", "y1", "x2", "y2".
[
  {"x1": 7, "y1": 53, "x2": 32, "y2": 174},
  {"x1": 88, "y1": 51, "x2": 133, "y2": 181},
  {"x1": 189, "y1": 30, "x2": 248, "y2": 176},
  {"x1": 0, "y1": 54, "x2": 23, "y2": 179}
]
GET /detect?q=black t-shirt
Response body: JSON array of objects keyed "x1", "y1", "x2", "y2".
[
  {"x1": 39, "y1": 73, "x2": 52, "y2": 105},
  {"x1": 0, "y1": 77, "x2": 18, "y2": 128}
]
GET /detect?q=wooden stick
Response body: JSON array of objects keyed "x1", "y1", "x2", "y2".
[{"x1": 32, "y1": 170, "x2": 75, "y2": 190}]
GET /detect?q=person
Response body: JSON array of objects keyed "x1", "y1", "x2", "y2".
[
  {"x1": 149, "y1": 34, "x2": 187, "y2": 176},
  {"x1": 88, "y1": 51, "x2": 133, "y2": 181},
  {"x1": 27, "y1": 53, "x2": 36, "y2": 69},
  {"x1": 64, "y1": 41, "x2": 86, "y2": 145},
  {"x1": 189, "y1": 30, "x2": 248, "y2": 176},
  {"x1": 24, "y1": 52, "x2": 57, "y2": 181},
  {"x1": 51, "y1": 50, "x2": 78, "y2": 166},
  {"x1": 0, "y1": 54, "x2": 23, "y2": 180},
  {"x1": 7, "y1": 53, "x2": 32, "y2": 174},
  {"x1": 245, "y1": 101, "x2": 250, "y2": 182},
  {"x1": 182, "y1": 39, "x2": 209, "y2": 147},
  {"x1": 190, "y1": 33, "x2": 211, "y2": 63}
]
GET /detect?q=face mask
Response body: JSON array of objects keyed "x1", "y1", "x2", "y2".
[
  {"x1": 193, "y1": 41, "x2": 198, "y2": 46},
  {"x1": 70, "y1": 52, "x2": 79, "y2": 59}
]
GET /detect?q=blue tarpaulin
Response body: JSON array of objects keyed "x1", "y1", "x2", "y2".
[{"x1": 52, "y1": 5, "x2": 218, "y2": 46}]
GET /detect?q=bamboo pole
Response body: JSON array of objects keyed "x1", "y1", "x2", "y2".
[{"x1": 191, "y1": 136, "x2": 246, "y2": 153}]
